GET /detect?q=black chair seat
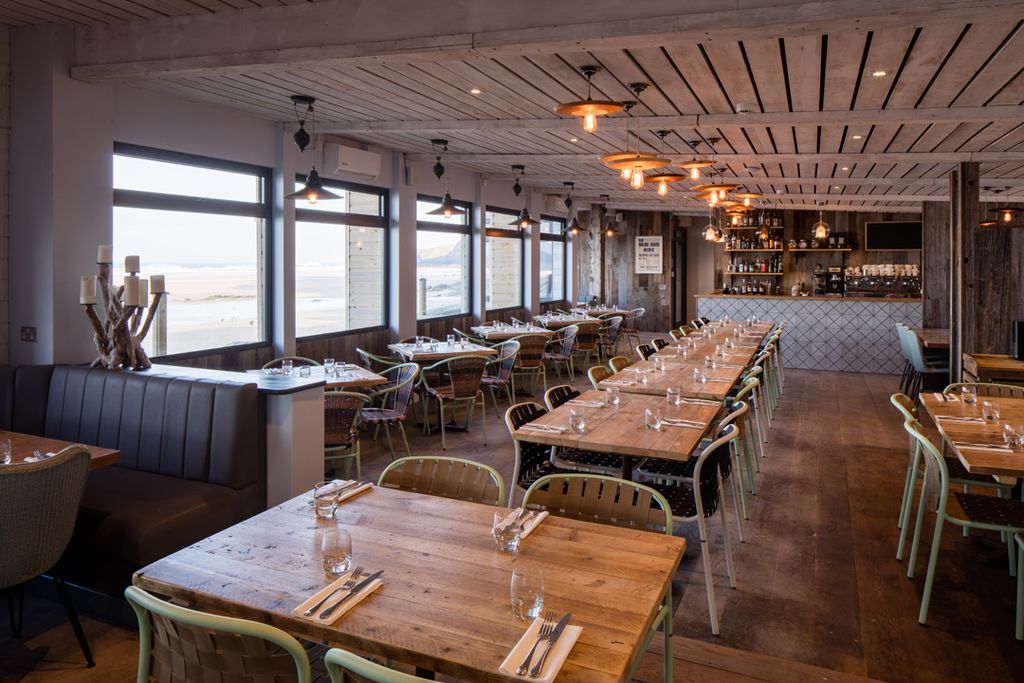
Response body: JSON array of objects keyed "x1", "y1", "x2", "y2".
[
  {"x1": 646, "y1": 480, "x2": 699, "y2": 519},
  {"x1": 638, "y1": 458, "x2": 695, "y2": 479},
  {"x1": 953, "y1": 491, "x2": 1024, "y2": 528},
  {"x1": 557, "y1": 448, "x2": 624, "y2": 470}
]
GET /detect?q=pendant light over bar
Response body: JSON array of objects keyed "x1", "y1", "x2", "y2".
[
  {"x1": 979, "y1": 206, "x2": 1024, "y2": 228},
  {"x1": 427, "y1": 138, "x2": 466, "y2": 218},
  {"x1": 284, "y1": 95, "x2": 342, "y2": 204},
  {"x1": 554, "y1": 65, "x2": 625, "y2": 134}
]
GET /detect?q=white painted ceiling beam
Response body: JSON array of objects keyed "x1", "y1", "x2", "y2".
[{"x1": 71, "y1": 0, "x2": 1023, "y2": 81}]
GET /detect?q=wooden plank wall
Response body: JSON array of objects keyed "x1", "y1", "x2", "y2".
[
  {"x1": 922, "y1": 201, "x2": 950, "y2": 328},
  {"x1": 0, "y1": 28, "x2": 9, "y2": 365}
]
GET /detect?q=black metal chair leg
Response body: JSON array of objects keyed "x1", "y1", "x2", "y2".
[
  {"x1": 54, "y1": 578, "x2": 95, "y2": 668},
  {"x1": 7, "y1": 585, "x2": 24, "y2": 637}
]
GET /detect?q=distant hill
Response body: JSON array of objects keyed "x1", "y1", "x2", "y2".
[{"x1": 418, "y1": 241, "x2": 464, "y2": 266}]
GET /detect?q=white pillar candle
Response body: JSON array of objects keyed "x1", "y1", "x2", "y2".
[
  {"x1": 150, "y1": 274, "x2": 165, "y2": 293},
  {"x1": 138, "y1": 279, "x2": 149, "y2": 308},
  {"x1": 97, "y1": 244, "x2": 113, "y2": 263},
  {"x1": 125, "y1": 255, "x2": 141, "y2": 273},
  {"x1": 80, "y1": 275, "x2": 97, "y2": 304},
  {"x1": 123, "y1": 276, "x2": 141, "y2": 306}
]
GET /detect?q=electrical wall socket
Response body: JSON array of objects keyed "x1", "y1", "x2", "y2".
[{"x1": 20, "y1": 326, "x2": 37, "y2": 343}]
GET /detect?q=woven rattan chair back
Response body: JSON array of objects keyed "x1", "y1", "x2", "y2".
[
  {"x1": 0, "y1": 445, "x2": 90, "y2": 588},
  {"x1": 544, "y1": 384, "x2": 580, "y2": 411},
  {"x1": 262, "y1": 356, "x2": 320, "y2": 370},
  {"x1": 510, "y1": 334, "x2": 548, "y2": 368},
  {"x1": 602, "y1": 316, "x2": 623, "y2": 345},
  {"x1": 125, "y1": 585, "x2": 312, "y2": 683},
  {"x1": 609, "y1": 356, "x2": 632, "y2": 373},
  {"x1": 356, "y1": 348, "x2": 401, "y2": 374},
  {"x1": 943, "y1": 382, "x2": 1024, "y2": 399},
  {"x1": 375, "y1": 363, "x2": 420, "y2": 413},
  {"x1": 325, "y1": 391, "x2": 370, "y2": 446},
  {"x1": 487, "y1": 340, "x2": 521, "y2": 382},
  {"x1": 574, "y1": 322, "x2": 602, "y2": 351},
  {"x1": 553, "y1": 325, "x2": 579, "y2": 357},
  {"x1": 588, "y1": 365, "x2": 612, "y2": 390},
  {"x1": 523, "y1": 474, "x2": 673, "y2": 534},
  {"x1": 378, "y1": 456, "x2": 505, "y2": 506},
  {"x1": 434, "y1": 355, "x2": 488, "y2": 399}
]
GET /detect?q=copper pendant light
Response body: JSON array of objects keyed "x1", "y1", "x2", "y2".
[
  {"x1": 600, "y1": 84, "x2": 669, "y2": 187},
  {"x1": 979, "y1": 206, "x2": 1024, "y2": 228},
  {"x1": 554, "y1": 65, "x2": 625, "y2": 134}
]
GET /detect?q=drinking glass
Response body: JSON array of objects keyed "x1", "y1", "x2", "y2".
[
  {"x1": 299, "y1": 365, "x2": 311, "y2": 378},
  {"x1": 674, "y1": 345, "x2": 686, "y2": 359},
  {"x1": 653, "y1": 357, "x2": 665, "y2": 373},
  {"x1": 510, "y1": 566, "x2": 544, "y2": 621},
  {"x1": 981, "y1": 400, "x2": 1000, "y2": 422},
  {"x1": 1003, "y1": 424, "x2": 1018, "y2": 446},
  {"x1": 415, "y1": 336, "x2": 424, "y2": 349},
  {"x1": 313, "y1": 480, "x2": 342, "y2": 520},
  {"x1": 318, "y1": 527, "x2": 352, "y2": 578},
  {"x1": 281, "y1": 359, "x2": 294, "y2": 376},
  {"x1": 1013, "y1": 426, "x2": 1024, "y2": 451},
  {"x1": 704, "y1": 355, "x2": 714, "y2": 368},
  {"x1": 605, "y1": 386, "x2": 620, "y2": 406},
  {"x1": 960, "y1": 386, "x2": 977, "y2": 404},
  {"x1": 460, "y1": 339, "x2": 469, "y2": 349},
  {"x1": 0, "y1": 439, "x2": 11, "y2": 465},
  {"x1": 568, "y1": 407, "x2": 586, "y2": 433},
  {"x1": 324, "y1": 358, "x2": 336, "y2": 376},
  {"x1": 429, "y1": 341, "x2": 439, "y2": 352},
  {"x1": 493, "y1": 510, "x2": 522, "y2": 553},
  {"x1": 666, "y1": 387, "x2": 682, "y2": 406},
  {"x1": 644, "y1": 407, "x2": 662, "y2": 431},
  {"x1": 635, "y1": 368, "x2": 648, "y2": 385},
  {"x1": 446, "y1": 334, "x2": 456, "y2": 345}
]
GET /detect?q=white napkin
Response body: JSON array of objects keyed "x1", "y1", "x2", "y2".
[
  {"x1": 337, "y1": 481, "x2": 374, "y2": 504},
  {"x1": 498, "y1": 617, "x2": 583, "y2": 683},
  {"x1": 24, "y1": 451, "x2": 56, "y2": 463},
  {"x1": 519, "y1": 510, "x2": 549, "y2": 539},
  {"x1": 601, "y1": 379, "x2": 635, "y2": 386},
  {"x1": 292, "y1": 571, "x2": 383, "y2": 625},
  {"x1": 521, "y1": 424, "x2": 567, "y2": 434},
  {"x1": 954, "y1": 442, "x2": 1012, "y2": 453}
]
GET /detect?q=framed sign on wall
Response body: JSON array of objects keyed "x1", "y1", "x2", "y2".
[{"x1": 635, "y1": 235, "x2": 663, "y2": 274}]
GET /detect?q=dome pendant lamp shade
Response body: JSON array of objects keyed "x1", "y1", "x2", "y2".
[
  {"x1": 554, "y1": 65, "x2": 625, "y2": 135},
  {"x1": 427, "y1": 191, "x2": 466, "y2": 218},
  {"x1": 285, "y1": 168, "x2": 341, "y2": 204}
]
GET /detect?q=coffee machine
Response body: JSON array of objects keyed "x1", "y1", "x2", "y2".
[{"x1": 813, "y1": 267, "x2": 845, "y2": 297}]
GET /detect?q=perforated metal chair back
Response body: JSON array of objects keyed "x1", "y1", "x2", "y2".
[
  {"x1": 523, "y1": 474, "x2": 673, "y2": 534},
  {"x1": 378, "y1": 456, "x2": 505, "y2": 506},
  {"x1": 544, "y1": 384, "x2": 580, "y2": 410}
]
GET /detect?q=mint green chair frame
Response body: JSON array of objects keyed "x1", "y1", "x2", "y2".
[
  {"x1": 903, "y1": 419, "x2": 1024, "y2": 626},
  {"x1": 418, "y1": 355, "x2": 488, "y2": 451},
  {"x1": 365, "y1": 363, "x2": 420, "y2": 459},
  {"x1": 378, "y1": 455, "x2": 505, "y2": 506},
  {"x1": 325, "y1": 648, "x2": 426, "y2": 682},
  {"x1": 943, "y1": 382, "x2": 1024, "y2": 399},
  {"x1": 263, "y1": 355, "x2": 321, "y2": 369},
  {"x1": 523, "y1": 473, "x2": 673, "y2": 682},
  {"x1": 125, "y1": 585, "x2": 312, "y2": 683},
  {"x1": 734, "y1": 375, "x2": 766, "y2": 460}
]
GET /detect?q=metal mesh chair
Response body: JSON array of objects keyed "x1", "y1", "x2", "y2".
[
  {"x1": 362, "y1": 363, "x2": 420, "y2": 459},
  {"x1": 597, "y1": 316, "x2": 624, "y2": 360},
  {"x1": 510, "y1": 333, "x2": 549, "y2": 394},
  {"x1": 542, "y1": 325, "x2": 578, "y2": 380},
  {"x1": 1, "y1": 445, "x2": 93, "y2": 667},
  {"x1": 571, "y1": 322, "x2": 602, "y2": 375},
  {"x1": 621, "y1": 308, "x2": 646, "y2": 351},
  {"x1": 503, "y1": 402, "x2": 572, "y2": 506},
  {"x1": 325, "y1": 391, "x2": 370, "y2": 479},
  {"x1": 378, "y1": 456, "x2": 505, "y2": 506},
  {"x1": 482, "y1": 340, "x2": 521, "y2": 418},
  {"x1": 523, "y1": 473, "x2": 674, "y2": 681},
  {"x1": 356, "y1": 348, "x2": 403, "y2": 389},
  {"x1": 125, "y1": 585, "x2": 312, "y2": 683},
  {"x1": 419, "y1": 355, "x2": 488, "y2": 450}
]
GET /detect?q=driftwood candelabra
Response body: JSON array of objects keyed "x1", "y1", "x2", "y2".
[{"x1": 81, "y1": 247, "x2": 165, "y2": 371}]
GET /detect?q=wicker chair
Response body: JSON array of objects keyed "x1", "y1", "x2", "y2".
[
  {"x1": 621, "y1": 307, "x2": 646, "y2": 351},
  {"x1": 571, "y1": 322, "x2": 602, "y2": 375},
  {"x1": 356, "y1": 348, "x2": 403, "y2": 389},
  {"x1": 1, "y1": 445, "x2": 94, "y2": 667},
  {"x1": 263, "y1": 355, "x2": 320, "y2": 369},
  {"x1": 635, "y1": 343, "x2": 656, "y2": 361},
  {"x1": 523, "y1": 474, "x2": 673, "y2": 681},
  {"x1": 503, "y1": 402, "x2": 572, "y2": 505},
  {"x1": 588, "y1": 365, "x2": 612, "y2": 390},
  {"x1": 325, "y1": 390, "x2": 370, "y2": 479},
  {"x1": 378, "y1": 456, "x2": 505, "y2": 506},
  {"x1": 597, "y1": 316, "x2": 624, "y2": 361},
  {"x1": 510, "y1": 333, "x2": 549, "y2": 394},
  {"x1": 125, "y1": 585, "x2": 313, "y2": 683},
  {"x1": 325, "y1": 648, "x2": 427, "y2": 682},
  {"x1": 419, "y1": 355, "x2": 489, "y2": 450},
  {"x1": 482, "y1": 340, "x2": 521, "y2": 418},
  {"x1": 608, "y1": 356, "x2": 631, "y2": 373},
  {"x1": 362, "y1": 363, "x2": 420, "y2": 459},
  {"x1": 542, "y1": 325, "x2": 578, "y2": 380}
]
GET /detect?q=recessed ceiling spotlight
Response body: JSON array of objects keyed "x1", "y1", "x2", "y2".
[
  {"x1": 570, "y1": 137, "x2": 579, "y2": 143},
  {"x1": 469, "y1": 87, "x2": 482, "y2": 95},
  {"x1": 841, "y1": 166, "x2": 849, "y2": 171},
  {"x1": 871, "y1": 70, "x2": 887, "y2": 77},
  {"x1": 834, "y1": 185, "x2": 840, "y2": 189},
  {"x1": 852, "y1": 134, "x2": 863, "y2": 140}
]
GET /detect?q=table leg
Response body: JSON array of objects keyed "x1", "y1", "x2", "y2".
[
  {"x1": 415, "y1": 667, "x2": 436, "y2": 679},
  {"x1": 621, "y1": 456, "x2": 636, "y2": 481}
]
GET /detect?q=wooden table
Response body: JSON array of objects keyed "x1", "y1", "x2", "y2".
[
  {"x1": 512, "y1": 389, "x2": 720, "y2": 479},
  {"x1": 915, "y1": 328, "x2": 950, "y2": 350},
  {"x1": 470, "y1": 323, "x2": 554, "y2": 341},
  {"x1": 388, "y1": 341, "x2": 497, "y2": 363},
  {"x1": 919, "y1": 393, "x2": 1024, "y2": 478},
  {"x1": 599, "y1": 358, "x2": 745, "y2": 401},
  {"x1": 0, "y1": 430, "x2": 119, "y2": 469},
  {"x1": 248, "y1": 366, "x2": 388, "y2": 390},
  {"x1": 963, "y1": 353, "x2": 1024, "y2": 385},
  {"x1": 533, "y1": 314, "x2": 600, "y2": 330},
  {"x1": 572, "y1": 308, "x2": 631, "y2": 318},
  {"x1": 133, "y1": 487, "x2": 685, "y2": 683}
]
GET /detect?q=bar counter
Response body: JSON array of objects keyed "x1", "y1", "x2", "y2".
[{"x1": 695, "y1": 293, "x2": 923, "y2": 374}]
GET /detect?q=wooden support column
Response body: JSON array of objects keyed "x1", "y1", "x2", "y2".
[{"x1": 949, "y1": 162, "x2": 978, "y2": 382}]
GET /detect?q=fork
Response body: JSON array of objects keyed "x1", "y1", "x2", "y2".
[
  {"x1": 302, "y1": 566, "x2": 364, "y2": 616},
  {"x1": 517, "y1": 611, "x2": 556, "y2": 676}
]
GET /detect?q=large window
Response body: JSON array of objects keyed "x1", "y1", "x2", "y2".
[
  {"x1": 113, "y1": 144, "x2": 271, "y2": 357},
  {"x1": 295, "y1": 178, "x2": 387, "y2": 337},
  {"x1": 539, "y1": 216, "x2": 567, "y2": 303},
  {"x1": 484, "y1": 208, "x2": 524, "y2": 310},
  {"x1": 416, "y1": 196, "x2": 472, "y2": 319}
]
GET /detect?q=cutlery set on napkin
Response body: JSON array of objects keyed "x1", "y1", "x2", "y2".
[
  {"x1": 932, "y1": 392, "x2": 961, "y2": 402},
  {"x1": 601, "y1": 379, "x2": 635, "y2": 386},
  {"x1": 495, "y1": 507, "x2": 550, "y2": 540},
  {"x1": 954, "y1": 441, "x2": 1013, "y2": 452},
  {"x1": 500, "y1": 612, "x2": 581, "y2": 682},
  {"x1": 566, "y1": 399, "x2": 606, "y2": 408},
  {"x1": 306, "y1": 480, "x2": 374, "y2": 509},
  {"x1": 520, "y1": 423, "x2": 568, "y2": 434},
  {"x1": 293, "y1": 567, "x2": 385, "y2": 624},
  {"x1": 681, "y1": 398, "x2": 720, "y2": 407},
  {"x1": 936, "y1": 416, "x2": 985, "y2": 423},
  {"x1": 659, "y1": 418, "x2": 705, "y2": 429}
]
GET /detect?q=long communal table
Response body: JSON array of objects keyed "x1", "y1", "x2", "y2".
[{"x1": 920, "y1": 393, "x2": 1024, "y2": 478}]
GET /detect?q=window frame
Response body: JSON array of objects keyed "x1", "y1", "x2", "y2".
[
  {"x1": 112, "y1": 142, "x2": 274, "y2": 361},
  {"x1": 539, "y1": 214, "x2": 568, "y2": 304},
  {"x1": 294, "y1": 175, "x2": 390, "y2": 341},
  {"x1": 416, "y1": 193, "x2": 474, "y2": 321},
  {"x1": 483, "y1": 206, "x2": 526, "y2": 313}
]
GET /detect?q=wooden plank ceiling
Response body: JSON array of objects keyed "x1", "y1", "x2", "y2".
[{"x1": 7, "y1": 1, "x2": 1024, "y2": 212}]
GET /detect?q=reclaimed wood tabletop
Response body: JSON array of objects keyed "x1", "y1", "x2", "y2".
[
  {"x1": 0, "y1": 430, "x2": 119, "y2": 470},
  {"x1": 533, "y1": 314, "x2": 600, "y2": 330},
  {"x1": 388, "y1": 341, "x2": 497, "y2": 362},
  {"x1": 133, "y1": 486, "x2": 685, "y2": 683},
  {"x1": 248, "y1": 365, "x2": 388, "y2": 390},
  {"x1": 470, "y1": 323, "x2": 554, "y2": 340},
  {"x1": 919, "y1": 393, "x2": 1024, "y2": 478},
  {"x1": 915, "y1": 328, "x2": 950, "y2": 350},
  {"x1": 963, "y1": 353, "x2": 1024, "y2": 384}
]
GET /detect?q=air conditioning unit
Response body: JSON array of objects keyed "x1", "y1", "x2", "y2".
[
  {"x1": 324, "y1": 143, "x2": 381, "y2": 180},
  {"x1": 544, "y1": 194, "x2": 564, "y2": 213}
]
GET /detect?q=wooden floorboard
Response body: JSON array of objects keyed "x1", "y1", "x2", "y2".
[{"x1": 2, "y1": 354, "x2": 1022, "y2": 682}]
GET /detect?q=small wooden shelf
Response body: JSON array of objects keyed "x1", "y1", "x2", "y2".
[
  {"x1": 788, "y1": 248, "x2": 852, "y2": 252},
  {"x1": 725, "y1": 271, "x2": 784, "y2": 276},
  {"x1": 724, "y1": 248, "x2": 784, "y2": 253}
]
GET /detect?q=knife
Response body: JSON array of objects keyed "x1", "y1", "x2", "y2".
[
  {"x1": 529, "y1": 612, "x2": 572, "y2": 678},
  {"x1": 317, "y1": 570, "x2": 384, "y2": 619}
]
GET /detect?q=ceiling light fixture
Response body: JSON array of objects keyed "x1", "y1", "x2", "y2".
[
  {"x1": 426, "y1": 139, "x2": 466, "y2": 218},
  {"x1": 680, "y1": 139, "x2": 716, "y2": 181},
  {"x1": 812, "y1": 203, "x2": 831, "y2": 240},
  {"x1": 979, "y1": 206, "x2": 1024, "y2": 228},
  {"x1": 554, "y1": 65, "x2": 625, "y2": 134},
  {"x1": 872, "y1": 70, "x2": 887, "y2": 77},
  {"x1": 563, "y1": 181, "x2": 585, "y2": 236},
  {"x1": 852, "y1": 134, "x2": 863, "y2": 140},
  {"x1": 600, "y1": 84, "x2": 669, "y2": 189},
  {"x1": 599, "y1": 196, "x2": 619, "y2": 237},
  {"x1": 470, "y1": 87, "x2": 482, "y2": 95},
  {"x1": 734, "y1": 191, "x2": 762, "y2": 207},
  {"x1": 284, "y1": 95, "x2": 342, "y2": 204},
  {"x1": 508, "y1": 165, "x2": 540, "y2": 228},
  {"x1": 841, "y1": 166, "x2": 849, "y2": 171},
  {"x1": 649, "y1": 174, "x2": 687, "y2": 197}
]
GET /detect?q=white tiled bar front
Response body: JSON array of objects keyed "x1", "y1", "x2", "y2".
[{"x1": 695, "y1": 294, "x2": 923, "y2": 374}]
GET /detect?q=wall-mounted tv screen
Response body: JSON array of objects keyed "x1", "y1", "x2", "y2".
[{"x1": 864, "y1": 221, "x2": 922, "y2": 251}]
